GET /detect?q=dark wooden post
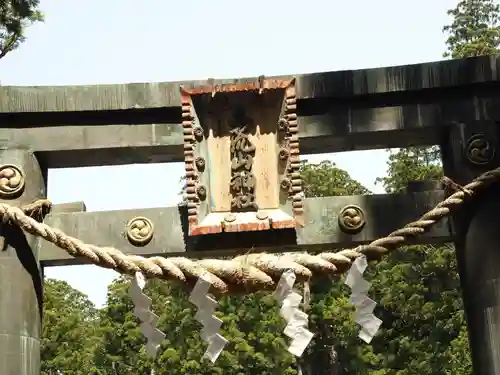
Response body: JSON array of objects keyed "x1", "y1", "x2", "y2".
[
  {"x1": 0, "y1": 150, "x2": 45, "y2": 375},
  {"x1": 442, "y1": 121, "x2": 500, "y2": 374}
]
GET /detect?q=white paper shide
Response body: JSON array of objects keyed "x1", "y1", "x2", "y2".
[
  {"x1": 129, "y1": 272, "x2": 166, "y2": 357},
  {"x1": 345, "y1": 256, "x2": 382, "y2": 343},
  {"x1": 274, "y1": 270, "x2": 314, "y2": 357},
  {"x1": 189, "y1": 274, "x2": 228, "y2": 363}
]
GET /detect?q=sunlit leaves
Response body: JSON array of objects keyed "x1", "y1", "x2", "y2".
[
  {"x1": 0, "y1": 0, "x2": 43, "y2": 59},
  {"x1": 41, "y1": 279, "x2": 99, "y2": 375},
  {"x1": 443, "y1": 0, "x2": 500, "y2": 58}
]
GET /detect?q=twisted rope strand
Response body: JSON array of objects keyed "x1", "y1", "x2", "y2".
[
  {"x1": 20, "y1": 199, "x2": 52, "y2": 221},
  {"x1": 4, "y1": 167, "x2": 500, "y2": 294}
]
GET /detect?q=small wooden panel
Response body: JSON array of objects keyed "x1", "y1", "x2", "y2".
[{"x1": 180, "y1": 79, "x2": 304, "y2": 236}]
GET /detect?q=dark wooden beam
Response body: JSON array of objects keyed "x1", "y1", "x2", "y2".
[
  {"x1": 2, "y1": 123, "x2": 183, "y2": 168},
  {"x1": 0, "y1": 55, "x2": 498, "y2": 113},
  {"x1": 39, "y1": 190, "x2": 453, "y2": 266},
  {"x1": 4, "y1": 86, "x2": 500, "y2": 168}
]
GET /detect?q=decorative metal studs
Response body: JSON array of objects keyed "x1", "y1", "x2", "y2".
[
  {"x1": 195, "y1": 156, "x2": 206, "y2": 171},
  {"x1": 466, "y1": 134, "x2": 495, "y2": 165},
  {"x1": 338, "y1": 205, "x2": 366, "y2": 234},
  {"x1": 224, "y1": 213, "x2": 236, "y2": 222},
  {"x1": 0, "y1": 164, "x2": 25, "y2": 199},
  {"x1": 279, "y1": 148, "x2": 289, "y2": 161},
  {"x1": 196, "y1": 185, "x2": 207, "y2": 201},
  {"x1": 193, "y1": 126, "x2": 204, "y2": 139},
  {"x1": 280, "y1": 178, "x2": 291, "y2": 191},
  {"x1": 278, "y1": 118, "x2": 289, "y2": 131},
  {"x1": 256, "y1": 211, "x2": 269, "y2": 220},
  {"x1": 126, "y1": 217, "x2": 154, "y2": 246}
]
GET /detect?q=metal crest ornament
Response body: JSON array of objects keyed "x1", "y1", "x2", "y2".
[
  {"x1": 180, "y1": 78, "x2": 304, "y2": 236},
  {"x1": 338, "y1": 205, "x2": 366, "y2": 234},
  {"x1": 466, "y1": 133, "x2": 495, "y2": 165},
  {"x1": 0, "y1": 164, "x2": 25, "y2": 199},
  {"x1": 126, "y1": 217, "x2": 154, "y2": 246}
]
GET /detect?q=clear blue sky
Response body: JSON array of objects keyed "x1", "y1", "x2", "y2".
[{"x1": 0, "y1": 0, "x2": 456, "y2": 307}]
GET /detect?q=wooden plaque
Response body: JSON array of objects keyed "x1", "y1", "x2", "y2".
[{"x1": 180, "y1": 78, "x2": 304, "y2": 236}]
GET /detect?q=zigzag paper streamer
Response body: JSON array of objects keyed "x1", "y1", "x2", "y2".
[
  {"x1": 274, "y1": 269, "x2": 314, "y2": 357},
  {"x1": 345, "y1": 256, "x2": 382, "y2": 343},
  {"x1": 189, "y1": 274, "x2": 228, "y2": 363},
  {"x1": 129, "y1": 272, "x2": 166, "y2": 357}
]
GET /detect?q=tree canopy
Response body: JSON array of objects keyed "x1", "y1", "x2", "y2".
[
  {"x1": 0, "y1": 0, "x2": 43, "y2": 59},
  {"x1": 443, "y1": 0, "x2": 500, "y2": 58},
  {"x1": 41, "y1": 279, "x2": 99, "y2": 375}
]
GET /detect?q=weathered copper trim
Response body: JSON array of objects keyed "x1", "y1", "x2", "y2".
[
  {"x1": 180, "y1": 89, "x2": 199, "y2": 230},
  {"x1": 284, "y1": 79, "x2": 304, "y2": 225},
  {"x1": 181, "y1": 78, "x2": 294, "y2": 96}
]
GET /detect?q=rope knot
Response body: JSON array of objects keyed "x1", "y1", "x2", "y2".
[{"x1": 442, "y1": 176, "x2": 473, "y2": 197}]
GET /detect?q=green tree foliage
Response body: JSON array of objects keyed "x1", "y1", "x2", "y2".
[
  {"x1": 92, "y1": 278, "x2": 157, "y2": 374},
  {"x1": 366, "y1": 244, "x2": 467, "y2": 375},
  {"x1": 299, "y1": 160, "x2": 373, "y2": 375},
  {"x1": 41, "y1": 279, "x2": 99, "y2": 375},
  {"x1": 375, "y1": 147, "x2": 443, "y2": 194},
  {"x1": 442, "y1": 323, "x2": 473, "y2": 375},
  {"x1": 0, "y1": 0, "x2": 43, "y2": 59},
  {"x1": 443, "y1": 0, "x2": 500, "y2": 58},
  {"x1": 300, "y1": 160, "x2": 371, "y2": 197},
  {"x1": 370, "y1": 146, "x2": 472, "y2": 375},
  {"x1": 94, "y1": 277, "x2": 297, "y2": 375}
]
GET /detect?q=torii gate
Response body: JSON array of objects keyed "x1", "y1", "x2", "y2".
[{"x1": 1, "y1": 55, "x2": 499, "y2": 375}]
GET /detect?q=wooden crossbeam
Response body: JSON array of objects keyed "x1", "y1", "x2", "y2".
[
  {"x1": 0, "y1": 55, "x2": 498, "y2": 113},
  {"x1": 4, "y1": 86, "x2": 500, "y2": 168},
  {"x1": 2, "y1": 56, "x2": 499, "y2": 168},
  {"x1": 39, "y1": 191, "x2": 453, "y2": 266}
]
